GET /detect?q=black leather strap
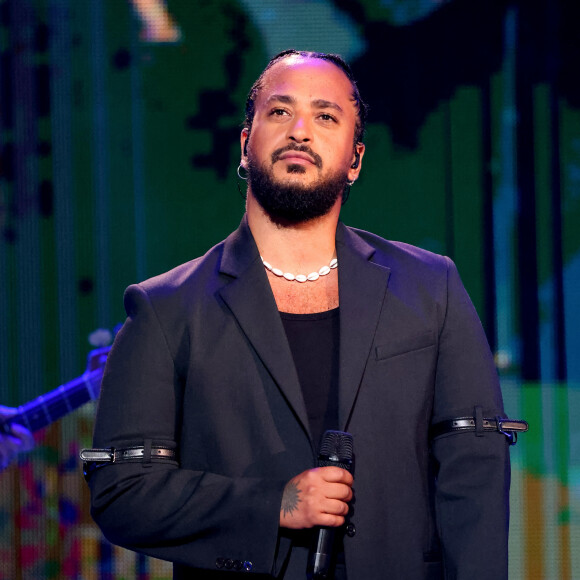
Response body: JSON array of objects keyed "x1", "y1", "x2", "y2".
[
  {"x1": 430, "y1": 416, "x2": 528, "y2": 445},
  {"x1": 80, "y1": 445, "x2": 177, "y2": 480}
]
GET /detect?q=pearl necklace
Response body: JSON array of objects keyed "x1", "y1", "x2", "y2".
[{"x1": 260, "y1": 256, "x2": 338, "y2": 283}]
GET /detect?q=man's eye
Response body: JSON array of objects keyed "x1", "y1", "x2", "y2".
[
  {"x1": 319, "y1": 113, "x2": 336, "y2": 122},
  {"x1": 270, "y1": 108, "x2": 288, "y2": 116}
]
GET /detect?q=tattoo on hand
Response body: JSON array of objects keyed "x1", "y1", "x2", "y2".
[{"x1": 281, "y1": 480, "x2": 301, "y2": 517}]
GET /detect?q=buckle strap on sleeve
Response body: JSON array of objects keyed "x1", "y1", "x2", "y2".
[
  {"x1": 80, "y1": 445, "x2": 177, "y2": 480},
  {"x1": 430, "y1": 416, "x2": 528, "y2": 445}
]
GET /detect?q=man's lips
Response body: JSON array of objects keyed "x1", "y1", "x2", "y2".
[
  {"x1": 271, "y1": 146, "x2": 323, "y2": 168},
  {"x1": 278, "y1": 151, "x2": 315, "y2": 164}
]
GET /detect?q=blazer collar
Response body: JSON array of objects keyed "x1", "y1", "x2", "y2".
[
  {"x1": 218, "y1": 216, "x2": 312, "y2": 443},
  {"x1": 217, "y1": 216, "x2": 391, "y2": 441},
  {"x1": 335, "y1": 223, "x2": 391, "y2": 430}
]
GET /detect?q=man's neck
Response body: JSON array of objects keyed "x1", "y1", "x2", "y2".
[{"x1": 246, "y1": 192, "x2": 341, "y2": 273}]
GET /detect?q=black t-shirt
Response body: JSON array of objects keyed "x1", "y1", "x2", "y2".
[
  {"x1": 279, "y1": 307, "x2": 340, "y2": 455},
  {"x1": 280, "y1": 307, "x2": 346, "y2": 578}
]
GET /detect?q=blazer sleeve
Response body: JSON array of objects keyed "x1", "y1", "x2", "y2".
[
  {"x1": 430, "y1": 258, "x2": 510, "y2": 579},
  {"x1": 88, "y1": 284, "x2": 286, "y2": 573}
]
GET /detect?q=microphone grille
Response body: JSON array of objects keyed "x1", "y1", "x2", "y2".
[{"x1": 318, "y1": 430, "x2": 353, "y2": 472}]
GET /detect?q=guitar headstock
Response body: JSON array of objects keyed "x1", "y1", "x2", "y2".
[
  {"x1": 85, "y1": 325, "x2": 121, "y2": 372},
  {"x1": 86, "y1": 346, "x2": 110, "y2": 372}
]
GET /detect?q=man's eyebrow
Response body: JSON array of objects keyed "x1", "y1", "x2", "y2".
[
  {"x1": 311, "y1": 99, "x2": 343, "y2": 113},
  {"x1": 264, "y1": 95, "x2": 344, "y2": 114},
  {"x1": 265, "y1": 94, "x2": 296, "y2": 105}
]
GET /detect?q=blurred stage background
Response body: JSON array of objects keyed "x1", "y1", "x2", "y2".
[{"x1": 1, "y1": 0, "x2": 579, "y2": 578}]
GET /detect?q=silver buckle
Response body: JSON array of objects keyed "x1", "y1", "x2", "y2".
[{"x1": 79, "y1": 448, "x2": 116, "y2": 462}]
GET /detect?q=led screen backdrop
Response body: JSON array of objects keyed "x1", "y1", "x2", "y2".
[{"x1": 0, "y1": 0, "x2": 579, "y2": 578}]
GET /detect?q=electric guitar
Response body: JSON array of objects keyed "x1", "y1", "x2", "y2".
[{"x1": 0, "y1": 346, "x2": 110, "y2": 434}]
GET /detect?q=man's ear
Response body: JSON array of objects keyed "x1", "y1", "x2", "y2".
[
  {"x1": 347, "y1": 142, "x2": 365, "y2": 183},
  {"x1": 240, "y1": 128, "x2": 250, "y2": 161}
]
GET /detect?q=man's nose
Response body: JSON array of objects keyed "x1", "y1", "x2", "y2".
[{"x1": 288, "y1": 115, "x2": 311, "y2": 143}]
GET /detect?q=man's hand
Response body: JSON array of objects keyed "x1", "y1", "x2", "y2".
[
  {"x1": 279, "y1": 466, "x2": 353, "y2": 529},
  {"x1": 0, "y1": 405, "x2": 35, "y2": 471}
]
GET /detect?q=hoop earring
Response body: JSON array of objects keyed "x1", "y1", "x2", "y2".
[{"x1": 237, "y1": 163, "x2": 248, "y2": 180}]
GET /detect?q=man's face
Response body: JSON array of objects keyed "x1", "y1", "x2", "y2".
[{"x1": 241, "y1": 56, "x2": 364, "y2": 223}]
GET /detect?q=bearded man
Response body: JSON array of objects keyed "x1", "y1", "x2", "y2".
[{"x1": 85, "y1": 50, "x2": 518, "y2": 580}]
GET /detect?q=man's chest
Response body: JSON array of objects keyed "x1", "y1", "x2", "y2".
[{"x1": 267, "y1": 270, "x2": 339, "y2": 314}]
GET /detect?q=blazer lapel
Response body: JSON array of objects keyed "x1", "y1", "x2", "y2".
[
  {"x1": 217, "y1": 218, "x2": 311, "y2": 440},
  {"x1": 336, "y1": 224, "x2": 391, "y2": 430}
]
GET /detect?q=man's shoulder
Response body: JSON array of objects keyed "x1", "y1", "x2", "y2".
[
  {"x1": 133, "y1": 238, "x2": 227, "y2": 299},
  {"x1": 345, "y1": 225, "x2": 449, "y2": 272},
  {"x1": 134, "y1": 217, "x2": 255, "y2": 299}
]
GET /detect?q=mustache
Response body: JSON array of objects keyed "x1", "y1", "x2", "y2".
[{"x1": 271, "y1": 144, "x2": 323, "y2": 169}]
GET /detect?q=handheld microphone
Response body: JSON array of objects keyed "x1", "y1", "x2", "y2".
[{"x1": 307, "y1": 430, "x2": 354, "y2": 579}]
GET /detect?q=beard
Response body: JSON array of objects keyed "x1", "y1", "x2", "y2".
[{"x1": 247, "y1": 154, "x2": 349, "y2": 225}]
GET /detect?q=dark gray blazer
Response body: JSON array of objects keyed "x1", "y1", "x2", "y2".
[{"x1": 89, "y1": 216, "x2": 510, "y2": 580}]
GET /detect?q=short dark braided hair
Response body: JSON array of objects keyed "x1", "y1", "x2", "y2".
[{"x1": 244, "y1": 49, "x2": 368, "y2": 145}]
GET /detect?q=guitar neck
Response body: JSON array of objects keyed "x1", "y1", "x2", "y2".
[{"x1": 2, "y1": 367, "x2": 103, "y2": 433}]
